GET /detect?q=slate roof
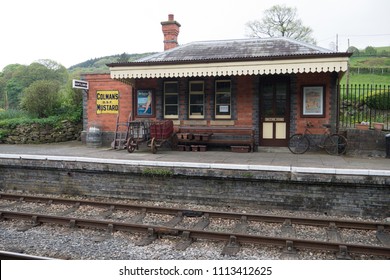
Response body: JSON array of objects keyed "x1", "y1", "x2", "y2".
[
  {"x1": 108, "y1": 37, "x2": 351, "y2": 78},
  {"x1": 114, "y1": 37, "x2": 346, "y2": 66}
]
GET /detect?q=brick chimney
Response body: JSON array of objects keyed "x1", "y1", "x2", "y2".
[{"x1": 161, "y1": 14, "x2": 181, "y2": 51}]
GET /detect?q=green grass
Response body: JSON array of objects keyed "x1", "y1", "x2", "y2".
[
  {"x1": 340, "y1": 72, "x2": 390, "y2": 85},
  {"x1": 375, "y1": 46, "x2": 390, "y2": 53},
  {"x1": 341, "y1": 46, "x2": 390, "y2": 85},
  {"x1": 349, "y1": 56, "x2": 390, "y2": 67}
]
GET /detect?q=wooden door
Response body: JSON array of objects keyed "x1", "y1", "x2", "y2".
[{"x1": 259, "y1": 78, "x2": 290, "y2": 146}]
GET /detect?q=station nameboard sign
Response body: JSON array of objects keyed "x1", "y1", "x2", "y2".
[{"x1": 72, "y1": 79, "x2": 89, "y2": 90}]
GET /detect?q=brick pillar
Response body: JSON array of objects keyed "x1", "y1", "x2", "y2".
[{"x1": 161, "y1": 14, "x2": 181, "y2": 51}]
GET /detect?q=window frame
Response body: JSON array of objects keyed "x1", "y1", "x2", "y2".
[
  {"x1": 163, "y1": 81, "x2": 179, "y2": 119},
  {"x1": 188, "y1": 81, "x2": 205, "y2": 119},
  {"x1": 215, "y1": 79, "x2": 232, "y2": 119}
]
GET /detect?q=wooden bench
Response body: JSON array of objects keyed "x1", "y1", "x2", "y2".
[{"x1": 177, "y1": 126, "x2": 256, "y2": 152}]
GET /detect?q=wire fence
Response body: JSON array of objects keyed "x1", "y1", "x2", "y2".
[{"x1": 349, "y1": 67, "x2": 390, "y2": 74}]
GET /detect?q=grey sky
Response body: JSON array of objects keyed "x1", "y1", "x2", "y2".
[{"x1": 1, "y1": 0, "x2": 389, "y2": 70}]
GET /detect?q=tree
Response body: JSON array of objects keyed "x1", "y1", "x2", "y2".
[
  {"x1": 0, "y1": 76, "x2": 6, "y2": 109},
  {"x1": 29, "y1": 60, "x2": 68, "y2": 84},
  {"x1": 364, "y1": 46, "x2": 377, "y2": 56},
  {"x1": 20, "y1": 80, "x2": 61, "y2": 118},
  {"x1": 117, "y1": 52, "x2": 130, "y2": 63},
  {"x1": 0, "y1": 61, "x2": 68, "y2": 110},
  {"x1": 347, "y1": 46, "x2": 360, "y2": 56},
  {"x1": 246, "y1": 5, "x2": 316, "y2": 44},
  {"x1": 5, "y1": 78, "x2": 24, "y2": 109}
]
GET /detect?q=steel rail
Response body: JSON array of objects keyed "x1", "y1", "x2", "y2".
[
  {"x1": 0, "y1": 250, "x2": 54, "y2": 260},
  {"x1": 1, "y1": 210, "x2": 390, "y2": 258},
  {"x1": 0, "y1": 192, "x2": 388, "y2": 231}
]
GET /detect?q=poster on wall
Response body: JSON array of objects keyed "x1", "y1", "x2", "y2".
[
  {"x1": 136, "y1": 89, "x2": 154, "y2": 117},
  {"x1": 302, "y1": 86, "x2": 325, "y2": 117},
  {"x1": 96, "y1": 90, "x2": 119, "y2": 114}
]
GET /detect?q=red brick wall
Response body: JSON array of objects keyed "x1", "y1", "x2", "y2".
[
  {"x1": 294, "y1": 72, "x2": 334, "y2": 134},
  {"x1": 84, "y1": 74, "x2": 132, "y2": 132},
  {"x1": 83, "y1": 75, "x2": 260, "y2": 130},
  {"x1": 84, "y1": 73, "x2": 339, "y2": 143},
  {"x1": 135, "y1": 78, "x2": 159, "y2": 92},
  {"x1": 236, "y1": 75, "x2": 254, "y2": 126}
]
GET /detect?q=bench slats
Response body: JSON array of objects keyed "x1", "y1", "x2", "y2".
[{"x1": 177, "y1": 126, "x2": 255, "y2": 152}]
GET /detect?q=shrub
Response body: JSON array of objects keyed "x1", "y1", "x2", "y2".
[
  {"x1": 0, "y1": 129, "x2": 9, "y2": 141},
  {"x1": 20, "y1": 80, "x2": 61, "y2": 118},
  {"x1": 57, "y1": 83, "x2": 83, "y2": 122},
  {"x1": 0, "y1": 115, "x2": 60, "y2": 128},
  {"x1": 0, "y1": 109, "x2": 31, "y2": 120},
  {"x1": 365, "y1": 90, "x2": 390, "y2": 110}
]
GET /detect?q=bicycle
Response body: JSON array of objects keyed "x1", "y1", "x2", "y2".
[{"x1": 288, "y1": 122, "x2": 347, "y2": 155}]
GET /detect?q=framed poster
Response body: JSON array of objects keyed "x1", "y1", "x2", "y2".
[
  {"x1": 302, "y1": 86, "x2": 325, "y2": 117},
  {"x1": 136, "y1": 89, "x2": 154, "y2": 117}
]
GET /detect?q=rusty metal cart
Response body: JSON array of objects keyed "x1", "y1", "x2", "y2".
[{"x1": 127, "y1": 120, "x2": 176, "y2": 154}]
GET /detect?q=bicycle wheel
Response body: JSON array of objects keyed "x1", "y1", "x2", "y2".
[
  {"x1": 324, "y1": 134, "x2": 347, "y2": 155},
  {"x1": 288, "y1": 134, "x2": 310, "y2": 154}
]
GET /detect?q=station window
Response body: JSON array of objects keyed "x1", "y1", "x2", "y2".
[
  {"x1": 189, "y1": 81, "x2": 204, "y2": 119},
  {"x1": 215, "y1": 80, "x2": 231, "y2": 119},
  {"x1": 164, "y1": 81, "x2": 178, "y2": 119}
]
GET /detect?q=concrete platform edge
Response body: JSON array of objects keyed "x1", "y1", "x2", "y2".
[{"x1": 1, "y1": 153, "x2": 390, "y2": 177}]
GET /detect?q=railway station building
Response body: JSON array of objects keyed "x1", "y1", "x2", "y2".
[{"x1": 83, "y1": 14, "x2": 351, "y2": 149}]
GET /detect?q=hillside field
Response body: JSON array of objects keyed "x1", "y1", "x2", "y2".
[
  {"x1": 340, "y1": 72, "x2": 390, "y2": 85},
  {"x1": 340, "y1": 46, "x2": 390, "y2": 85}
]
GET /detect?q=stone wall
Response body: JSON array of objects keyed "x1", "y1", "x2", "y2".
[
  {"x1": 0, "y1": 120, "x2": 82, "y2": 144},
  {"x1": 345, "y1": 128, "x2": 388, "y2": 157},
  {"x1": 0, "y1": 157, "x2": 388, "y2": 218}
]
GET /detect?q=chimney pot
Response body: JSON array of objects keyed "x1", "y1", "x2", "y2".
[{"x1": 168, "y1": 14, "x2": 174, "y2": 21}]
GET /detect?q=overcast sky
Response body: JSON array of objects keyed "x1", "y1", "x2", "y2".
[{"x1": 1, "y1": 0, "x2": 389, "y2": 71}]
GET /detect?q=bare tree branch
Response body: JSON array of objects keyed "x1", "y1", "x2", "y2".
[{"x1": 246, "y1": 5, "x2": 317, "y2": 44}]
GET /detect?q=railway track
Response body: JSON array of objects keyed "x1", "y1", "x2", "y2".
[
  {"x1": 0, "y1": 250, "x2": 54, "y2": 260},
  {"x1": 0, "y1": 193, "x2": 389, "y2": 259}
]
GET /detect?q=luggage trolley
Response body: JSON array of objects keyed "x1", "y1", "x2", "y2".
[
  {"x1": 111, "y1": 112, "x2": 133, "y2": 150},
  {"x1": 127, "y1": 120, "x2": 176, "y2": 154}
]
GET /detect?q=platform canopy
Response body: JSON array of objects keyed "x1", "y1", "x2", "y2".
[{"x1": 108, "y1": 37, "x2": 351, "y2": 80}]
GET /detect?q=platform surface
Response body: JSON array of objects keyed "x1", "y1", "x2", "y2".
[{"x1": 0, "y1": 141, "x2": 389, "y2": 176}]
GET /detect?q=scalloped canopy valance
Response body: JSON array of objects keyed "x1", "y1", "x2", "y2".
[{"x1": 109, "y1": 56, "x2": 349, "y2": 80}]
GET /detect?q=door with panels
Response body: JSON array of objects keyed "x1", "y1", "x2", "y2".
[{"x1": 259, "y1": 77, "x2": 290, "y2": 146}]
